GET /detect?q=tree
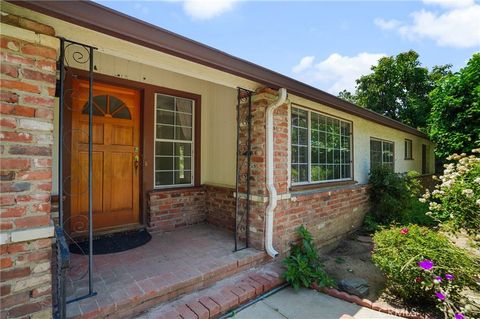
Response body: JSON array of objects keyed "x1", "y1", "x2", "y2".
[
  {"x1": 428, "y1": 53, "x2": 480, "y2": 159},
  {"x1": 339, "y1": 50, "x2": 450, "y2": 131},
  {"x1": 338, "y1": 89, "x2": 356, "y2": 104}
]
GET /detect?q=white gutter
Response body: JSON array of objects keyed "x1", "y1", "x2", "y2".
[{"x1": 265, "y1": 88, "x2": 287, "y2": 258}]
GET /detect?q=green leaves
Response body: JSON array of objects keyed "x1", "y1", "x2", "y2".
[
  {"x1": 428, "y1": 53, "x2": 480, "y2": 159},
  {"x1": 282, "y1": 225, "x2": 334, "y2": 290}
]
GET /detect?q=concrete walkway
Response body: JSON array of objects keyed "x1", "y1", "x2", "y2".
[{"x1": 234, "y1": 288, "x2": 401, "y2": 319}]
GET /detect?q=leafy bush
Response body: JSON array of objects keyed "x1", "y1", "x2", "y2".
[
  {"x1": 372, "y1": 225, "x2": 478, "y2": 306},
  {"x1": 369, "y1": 166, "x2": 411, "y2": 223},
  {"x1": 421, "y1": 150, "x2": 480, "y2": 235},
  {"x1": 282, "y1": 225, "x2": 334, "y2": 290}
]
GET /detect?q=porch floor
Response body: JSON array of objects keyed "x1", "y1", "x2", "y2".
[{"x1": 66, "y1": 223, "x2": 266, "y2": 318}]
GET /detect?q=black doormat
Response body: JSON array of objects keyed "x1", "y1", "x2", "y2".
[{"x1": 69, "y1": 229, "x2": 152, "y2": 255}]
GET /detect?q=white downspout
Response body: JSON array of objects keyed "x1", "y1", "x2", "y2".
[{"x1": 265, "y1": 88, "x2": 287, "y2": 258}]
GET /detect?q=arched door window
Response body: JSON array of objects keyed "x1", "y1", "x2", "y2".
[{"x1": 82, "y1": 95, "x2": 131, "y2": 119}]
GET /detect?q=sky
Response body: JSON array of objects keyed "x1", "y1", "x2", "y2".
[{"x1": 97, "y1": 0, "x2": 480, "y2": 95}]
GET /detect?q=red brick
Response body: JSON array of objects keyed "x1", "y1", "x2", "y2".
[
  {"x1": 15, "y1": 17, "x2": 55, "y2": 36},
  {"x1": 1, "y1": 52, "x2": 35, "y2": 66},
  {"x1": 241, "y1": 278, "x2": 263, "y2": 294},
  {"x1": 0, "y1": 79, "x2": 40, "y2": 94},
  {"x1": 8, "y1": 301, "x2": 44, "y2": 317},
  {"x1": 16, "y1": 193, "x2": 50, "y2": 203},
  {"x1": 210, "y1": 291, "x2": 238, "y2": 312},
  {"x1": 35, "y1": 108, "x2": 54, "y2": 120},
  {"x1": 33, "y1": 158, "x2": 51, "y2": 168},
  {"x1": 0, "y1": 117, "x2": 16, "y2": 128},
  {"x1": 0, "y1": 285, "x2": 11, "y2": 296},
  {"x1": 15, "y1": 215, "x2": 50, "y2": 229},
  {"x1": 17, "y1": 171, "x2": 51, "y2": 181},
  {"x1": 0, "y1": 291, "x2": 29, "y2": 308},
  {"x1": 0, "y1": 131, "x2": 32, "y2": 143},
  {"x1": 186, "y1": 301, "x2": 209, "y2": 319},
  {"x1": 0, "y1": 195, "x2": 16, "y2": 206},
  {"x1": 0, "y1": 206, "x2": 26, "y2": 218},
  {"x1": 0, "y1": 158, "x2": 30, "y2": 170},
  {"x1": 198, "y1": 297, "x2": 220, "y2": 317},
  {"x1": 20, "y1": 44, "x2": 56, "y2": 60},
  {"x1": 0, "y1": 92, "x2": 19, "y2": 104},
  {"x1": 27, "y1": 250, "x2": 51, "y2": 262},
  {"x1": 21, "y1": 95, "x2": 54, "y2": 107},
  {"x1": 36, "y1": 59, "x2": 56, "y2": 72},
  {"x1": 9, "y1": 145, "x2": 51, "y2": 156},
  {"x1": 31, "y1": 286, "x2": 51, "y2": 298},
  {"x1": 0, "y1": 104, "x2": 36, "y2": 117},
  {"x1": 22, "y1": 68, "x2": 56, "y2": 83},
  {"x1": 249, "y1": 274, "x2": 273, "y2": 290},
  {"x1": 0, "y1": 222, "x2": 13, "y2": 230},
  {"x1": 1, "y1": 63, "x2": 19, "y2": 78},
  {"x1": 5, "y1": 243, "x2": 26, "y2": 254},
  {"x1": 0, "y1": 267, "x2": 30, "y2": 282},
  {"x1": 1, "y1": 182, "x2": 30, "y2": 193},
  {"x1": 0, "y1": 37, "x2": 20, "y2": 51},
  {"x1": 0, "y1": 258, "x2": 13, "y2": 269},
  {"x1": 230, "y1": 286, "x2": 250, "y2": 303},
  {"x1": 36, "y1": 183, "x2": 52, "y2": 192},
  {"x1": 176, "y1": 304, "x2": 197, "y2": 319}
]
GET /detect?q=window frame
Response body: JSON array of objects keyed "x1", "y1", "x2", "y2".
[
  {"x1": 370, "y1": 137, "x2": 395, "y2": 170},
  {"x1": 153, "y1": 93, "x2": 195, "y2": 189},
  {"x1": 290, "y1": 104, "x2": 354, "y2": 187},
  {"x1": 404, "y1": 138, "x2": 413, "y2": 160}
]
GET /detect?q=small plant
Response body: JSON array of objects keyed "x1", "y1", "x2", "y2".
[
  {"x1": 282, "y1": 225, "x2": 334, "y2": 290},
  {"x1": 420, "y1": 150, "x2": 480, "y2": 236},
  {"x1": 372, "y1": 225, "x2": 478, "y2": 308}
]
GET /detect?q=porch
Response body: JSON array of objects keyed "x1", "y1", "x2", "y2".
[{"x1": 65, "y1": 224, "x2": 267, "y2": 318}]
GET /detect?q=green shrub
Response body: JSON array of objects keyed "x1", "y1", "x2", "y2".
[
  {"x1": 372, "y1": 225, "x2": 478, "y2": 305},
  {"x1": 282, "y1": 225, "x2": 334, "y2": 290},
  {"x1": 368, "y1": 166, "x2": 411, "y2": 223},
  {"x1": 421, "y1": 150, "x2": 480, "y2": 235}
]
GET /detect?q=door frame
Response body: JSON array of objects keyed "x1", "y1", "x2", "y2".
[{"x1": 63, "y1": 68, "x2": 202, "y2": 234}]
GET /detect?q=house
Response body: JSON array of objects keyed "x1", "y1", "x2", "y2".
[{"x1": 0, "y1": 1, "x2": 435, "y2": 318}]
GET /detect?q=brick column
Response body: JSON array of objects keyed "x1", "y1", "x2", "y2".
[
  {"x1": 247, "y1": 89, "x2": 289, "y2": 250},
  {"x1": 1, "y1": 13, "x2": 58, "y2": 319}
]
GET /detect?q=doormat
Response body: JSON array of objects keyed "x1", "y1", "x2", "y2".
[{"x1": 69, "y1": 228, "x2": 152, "y2": 255}]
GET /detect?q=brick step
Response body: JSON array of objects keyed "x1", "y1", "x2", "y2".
[
  {"x1": 137, "y1": 261, "x2": 285, "y2": 319},
  {"x1": 68, "y1": 248, "x2": 269, "y2": 319}
]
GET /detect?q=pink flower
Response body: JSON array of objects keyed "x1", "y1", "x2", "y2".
[
  {"x1": 433, "y1": 276, "x2": 442, "y2": 283},
  {"x1": 445, "y1": 274, "x2": 455, "y2": 281},
  {"x1": 400, "y1": 227, "x2": 409, "y2": 235},
  {"x1": 435, "y1": 292, "x2": 445, "y2": 301},
  {"x1": 454, "y1": 314, "x2": 464, "y2": 319},
  {"x1": 418, "y1": 259, "x2": 434, "y2": 270}
]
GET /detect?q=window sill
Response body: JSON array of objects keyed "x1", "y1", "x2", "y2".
[
  {"x1": 290, "y1": 180, "x2": 357, "y2": 192},
  {"x1": 150, "y1": 185, "x2": 202, "y2": 194}
]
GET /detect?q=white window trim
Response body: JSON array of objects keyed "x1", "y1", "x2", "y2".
[
  {"x1": 291, "y1": 104, "x2": 353, "y2": 186},
  {"x1": 153, "y1": 93, "x2": 195, "y2": 189},
  {"x1": 404, "y1": 139, "x2": 413, "y2": 160},
  {"x1": 370, "y1": 137, "x2": 395, "y2": 170}
]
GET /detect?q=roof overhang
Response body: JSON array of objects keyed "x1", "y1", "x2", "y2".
[{"x1": 9, "y1": 0, "x2": 428, "y2": 139}]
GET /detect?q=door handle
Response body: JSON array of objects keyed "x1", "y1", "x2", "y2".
[{"x1": 134, "y1": 155, "x2": 140, "y2": 171}]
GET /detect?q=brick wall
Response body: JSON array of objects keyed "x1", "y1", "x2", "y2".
[
  {"x1": 147, "y1": 187, "x2": 206, "y2": 232},
  {"x1": 273, "y1": 185, "x2": 370, "y2": 255},
  {"x1": 0, "y1": 13, "x2": 58, "y2": 319},
  {"x1": 205, "y1": 185, "x2": 236, "y2": 231}
]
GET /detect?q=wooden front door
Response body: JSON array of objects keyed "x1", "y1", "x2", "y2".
[{"x1": 70, "y1": 79, "x2": 141, "y2": 234}]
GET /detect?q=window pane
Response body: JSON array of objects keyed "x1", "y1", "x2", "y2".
[
  {"x1": 299, "y1": 165, "x2": 308, "y2": 182},
  {"x1": 292, "y1": 146, "x2": 299, "y2": 164},
  {"x1": 291, "y1": 165, "x2": 299, "y2": 183},
  {"x1": 311, "y1": 147, "x2": 319, "y2": 164},
  {"x1": 298, "y1": 110, "x2": 308, "y2": 128},
  {"x1": 175, "y1": 156, "x2": 191, "y2": 170},
  {"x1": 291, "y1": 127, "x2": 298, "y2": 144},
  {"x1": 157, "y1": 95, "x2": 175, "y2": 111},
  {"x1": 175, "y1": 170, "x2": 191, "y2": 184},
  {"x1": 311, "y1": 113, "x2": 319, "y2": 131},
  {"x1": 157, "y1": 110, "x2": 174, "y2": 125},
  {"x1": 113, "y1": 107, "x2": 131, "y2": 120},
  {"x1": 156, "y1": 172, "x2": 173, "y2": 186},
  {"x1": 176, "y1": 98, "x2": 193, "y2": 114},
  {"x1": 333, "y1": 164, "x2": 340, "y2": 179},
  {"x1": 175, "y1": 127, "x2": 192, "y2": 141},
  {"x1": 155, "y1": 157, "x2": 173, "y2": 171},
  {"x1": 176, "y1": 112, "x2": 192, "y2": 127},
  {"x1": 156, "y1": 142, "x2": 173, "y2": 156},
  {"x1": 319, "y1": 148, "x2": 326, "y2": 164},
  {"x1": 311, "y1": 165, "x2": 320, "y2": 182},
  {"x1": 175, "y1": 143, "x2": 191, "y2": 157},
  {"x1": 298, "y1": 128, "x2": 308, "y2": 145},
  {"x1": 157, "y1": 125, "x2": 174, "y2": 139},
  {"x1": 318, "y1": 115, "x2": 327, "y2": 131},
  {"x1": 299, "y1": 146, "x2": 308, "y2": 164}
]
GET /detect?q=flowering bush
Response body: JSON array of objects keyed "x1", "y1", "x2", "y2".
[
  {"x1": 420, "y1": 149, "x2": 480, "y2": 235},
  {"x1": 372, "y1": 225, "x2": 478, "y2": 306}
]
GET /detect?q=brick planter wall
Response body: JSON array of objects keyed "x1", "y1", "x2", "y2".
[
  {"x1": 205, "y1": 185, "x2": 236, "y2": 231},
  {"x1": 147, "y1": 187, "x2": 206, "y2": 232},
  {"x1": 0, "y1": 13, "x2": 58, "y2": 319}
]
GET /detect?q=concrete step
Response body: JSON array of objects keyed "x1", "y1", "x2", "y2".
[{"x1": 137, "y1": 262, "x2": 285, "y2": 319}]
